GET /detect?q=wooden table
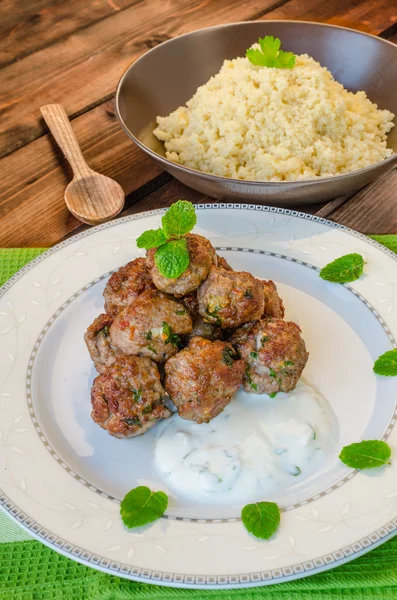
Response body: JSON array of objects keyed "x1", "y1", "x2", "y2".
[{"x1": 1, "y1": 0, "x2": 396, "y2": 247}]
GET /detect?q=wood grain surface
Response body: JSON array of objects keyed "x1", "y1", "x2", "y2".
[{"x1": 0, "y1": 0, "x2": 396, "y2": 247}]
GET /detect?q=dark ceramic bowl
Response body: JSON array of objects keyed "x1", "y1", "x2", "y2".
[{"x1": 115, "y1": 21, "x2": 397, "y2": 206}]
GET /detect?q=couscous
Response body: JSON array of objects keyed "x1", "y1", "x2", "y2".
[{"x1": 153, "y1": 51, "x2": 394, "y2": 181}]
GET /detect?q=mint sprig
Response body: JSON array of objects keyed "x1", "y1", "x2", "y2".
[
  {"x1": 339, "y1": 440, "x2": 391, "y2": 469},
  {"x1": 320, "y1": 253, "x2": 364, "y2": 283},
  {"x1": 136, "y1": 200, "x2": 196, "y2": 279},
  {"x1": 373, "y1": 349, "x2": 397, "y2": 376},
  {"x1": 241, "y1": 501, "x2": 280, "y2": 539},
  {"x1": 246, "y1": 36, "x2": 296, "y2": 69},
  {"x1": 120, "y1": 485, "x2": 168, "y2": 528}
]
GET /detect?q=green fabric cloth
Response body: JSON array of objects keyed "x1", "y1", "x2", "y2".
[{"x1": 1, "y1": 239, "x2": 397, "y2": 599}]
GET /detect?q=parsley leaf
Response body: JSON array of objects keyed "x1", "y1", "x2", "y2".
[
  {"x1": 155, "y1": 238, "x2": 190, "y2": 279},
  {"x1": 373, "y1": 349, "x2": 397, "y2": 376},
  {"x1": 320, "y1": 253, "x2": 364, "y2": 283},
  {"x1": 339, "y1": 440, "x2": 391, "y2": 469},
  {"x1": 246, "y1": 36, "x2": 296, "y2": 69},
  {"x1": 120, "y1": 486, "x2": 168, "y2": 528},
  {"x1": 222, "y1": 346, "x2": 236, "y2": 366},
  {"x1": 162, "y1": 200, "x2": 196, "y2": 238},
  {"x1": 162, "y1": 321, "x2": 182, "y2": 348},
  {"x1": 136, "y1": 228, "x2": 167, "y2": 250},
  {"x1": 245, "y1": 366, "x2": 258, "y2": 391},
  {"x1": 241, "y1": 501, "x2": 280, "y2": 539}
]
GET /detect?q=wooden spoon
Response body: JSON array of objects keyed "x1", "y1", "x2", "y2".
[{"x1": 40, "y1": 104, "x2": 125, "y2": 225}]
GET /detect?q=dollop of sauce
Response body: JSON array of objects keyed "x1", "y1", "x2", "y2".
[{"x1": 155, "y1": 380, "x2": 338, "y2": 504}]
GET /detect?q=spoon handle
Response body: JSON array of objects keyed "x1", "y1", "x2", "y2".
[{"x1": 40, "y1": 104, "x2": 91, "y2": 179}]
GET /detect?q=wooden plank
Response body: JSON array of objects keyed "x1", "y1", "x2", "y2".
[
  {"x1": 0, "y1": 100, "x2": 163, "y2": 247},
  {"x1": 324, "y1": 168, "x2": 397, "y2": 234},
  {"x1": 0, "y1": 0, "x2": 140, "y2": 69},
  {"x1": 266, "y1": 0, "x2": 397, "y2": 34},
  {"x1": 0, "y1": 0, "x2": 276, "y2": 157}
]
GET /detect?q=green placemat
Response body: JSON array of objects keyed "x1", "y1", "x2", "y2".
[{"x1": 1, "y1": 240, "x2": 397, "y2": 600}]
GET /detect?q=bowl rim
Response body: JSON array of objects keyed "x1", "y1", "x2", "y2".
[{"x1": 115, "y1": 19, "x2": 397, "y2": 188}]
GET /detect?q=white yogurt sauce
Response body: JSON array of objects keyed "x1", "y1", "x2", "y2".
[{"x1": 155, "y1": 380, "x2": 338, "y2": 504}]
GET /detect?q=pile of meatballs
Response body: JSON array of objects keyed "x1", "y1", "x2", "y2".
[{"x1": 85, "y1": 233, "x2": 309, "y2": 438}]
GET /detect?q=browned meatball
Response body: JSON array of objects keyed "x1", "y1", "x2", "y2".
[
  {"x1": 215, "y1": 254, "x2": 234, "y2": 271},
  {"x1": 188, "y1": 315, "x2": 222, "y2": 342},
  {"x1": 110, "y1": 289, "x2": 192, "y2": 362},
  {"x1": 262, "y1": 280, "x2": 285, "y2": 319},
  {"x1": 231, "y1": 318, "x2": 309, "y2": 395},
  {"x1": 197, "y1": 266, "x2": 265, "y2": 329},
  {"x1": 84, "y1": 313, "x2": 121, "y2": 373},
  {"x1": 91, "y1": 356, "x2": 170, "y2": 438},
  {"x1": 103, "y1": 257, "x2": 155, "y2": 317},
  {"x1": 146, "y1": 233, "x2": 216, "y2": 297},
  {"x1": 181, "y1": 292, "x2": 199, "y2": 318},
  {"x1": 164, "y1": 337, "x2": 245, "y2": 423}
]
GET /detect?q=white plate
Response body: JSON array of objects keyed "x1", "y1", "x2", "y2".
[{"x1": 1, "y1": 205, "x2": 397, "y2": 589}]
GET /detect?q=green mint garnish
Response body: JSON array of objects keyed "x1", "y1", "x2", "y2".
[
  {"x1": 269, "y1": 368, "x2": 277, "y2": 379},
  {"x1": 339, "y1": 440, "x2": 391, "y2": 469},
  {"x1": 136, "y1": 228, "x2": 167, "y2": 249},
  {"x1": 246, "y1": 36, "x2": 295, "y2": 69},
  {"x1": 241, "y1": 501, "x2": 281, "y2": 540},
  {"x1": 162, "y1": 322, "x2": 182, "y2": 348},
  {"x1": 250, "y1": 351, "x2": 258, "y2": 359},
  {"x1": 244, "y1": 289, "x2": 253, "y2": 299},
  {"x1": 175, "y1": 309, "x2": 186, "y2": 315},
  {"x1": 136, "y1": 200, "x2": 196, "y2": 279},
  {"x1": 161, "y1": 200, "x2": 197, "y2": 238},
  {"x1": 261, "y1": 336, "x2": 269, "y2": 345},
  {"x1": 373, "y1": 349, "x2": 397, "y2": 376},
  {"x1": 292, "y1": 466, "x2": 301, "y2": 476},
  {"x1": 320, "y1": 253, "x2": 364, "y2": 283},
  {"x1": 284, "y1": 360, "x2": 294, "y2": 367},
  {"x1": 222, "y1": 346, "x2": 236, "y2": 366},
  {"x1": 147, "y1": 344, "x2": 157, "y2": 354},
  {"x1": 145, "y1": 331, "x2": 152, "y2": 340},
  {"x1": 120, "y1": 486, "x2": 168, "y2": 529},
  {"x1": 269, "y1": 392, "x2": 277, "y2": 398},
  {"x1": 155, "y1": 238, "x2": 190, "y2": 279}
]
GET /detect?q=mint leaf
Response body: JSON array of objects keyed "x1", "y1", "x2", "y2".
[
  {"x1": 246, "y1": 36, "x2": 296, "y2": 69},
  {"x1": 162, "y1": 200, "x2": 197, "y2": 238},
  {"x1": 320, "y1": 253, "x2": 364, "y2": 283},
  {"x1": 374, "y1": 349, "x2": 397, "y2": 376},
  {"x1": 339, "y1": 440, "x2": 391, "y2": 469},
  {"x1": 241, "y1": 501, "x2": 280, "y2": 539},
  {"x1": 155, "y1": 238, "x2": 190, "y2": 279},
  {"x1": 137, "y1": 228, "x2": 167, "y2": 249},
  {"x1": 120, "y1": 486, "x2": 168, "y2": 528}
]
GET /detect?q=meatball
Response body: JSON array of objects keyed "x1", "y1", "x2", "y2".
[
  {"x1": 181, "y1": 292, "x2": 199, "y2": 318},
  {"x1": 110, "y1": 289, "x2": 192, "y2": 362},
  {"x1": 91, "y1": 356, "x2": 170, "y2": 438},
  {"x1": 215, "y1": 254, "x2": 233, "y2": 271},
  {"x1": 164, "y1": 337, "x2": 245, "y2": 423},
  {"x1": 84, "y1": 313, "x2": 121, "y2": 373},
  {"x1": 231, "y1": 318, "x2": 309, "y2": 395},
  {"x1": 146, "y1": 233, "x2": 216, "y2": 296},
  {"x1": 197, "y1": 266, "x2": 265, "y2": 329},
  {"x1": 103, "y1": 257, "x2": 154, "y2": 317},
  {"x1": 188, "y1": 315, "x2": 222, "y2": 342},
  {"x1": 262, "y1": 280, "x2": 285, "y2": 319}
]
